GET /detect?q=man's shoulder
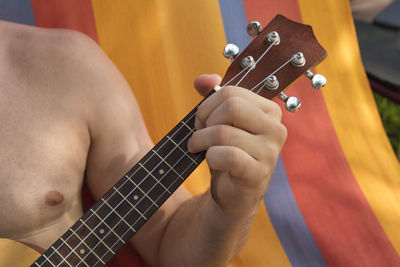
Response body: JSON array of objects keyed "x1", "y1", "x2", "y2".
[{"x1": 0, "y1": 20, "x2": 134, "y2": 117}]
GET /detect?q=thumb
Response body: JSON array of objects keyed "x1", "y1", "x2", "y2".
[{"x1": 193, "y1": 74, "x2": 222, "y2": 97}]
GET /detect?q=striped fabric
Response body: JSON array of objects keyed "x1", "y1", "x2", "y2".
[{"x1": 0, "y1": 0, "x2": 399, "y2": 266}]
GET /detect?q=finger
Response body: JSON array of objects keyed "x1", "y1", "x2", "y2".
[
  {"x1": 196, "y1": 86, "x2": 282, "y2": 128},
  {"x1": 205, "y1": 146, "x2": 266, "y2": 185},
  {"x1": 205, "y1": 96, "x2": 286, "y2": 136},
  {"x1": 194, "y1": 74, "x2": 222, "y2": 97},
  {"x1": 188, "y1": 124, "x2": 269, "y2": 161}
]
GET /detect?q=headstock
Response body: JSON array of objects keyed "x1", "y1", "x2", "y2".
[{"x1": 221, "y1": 15, "x2": 327, "y2": 112}]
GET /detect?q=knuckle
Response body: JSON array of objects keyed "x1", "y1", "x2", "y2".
[
  {"x1": 214, "y1": 125, "x2": 231, "y2": 145},
  {"x1": 269, "y1": 101, "x2": 283, "y2": 120},
  {"x1": 220, "y1": 86, "x2": 238, "y2": 100},
  {"x1": 225, "y1": 96, "x2": 242, "y2": 118},
  {"x1": 266, "y1": 119, "x2": 287, "y2": 143},
  {"x1": 226, "y1": 147, "x2": 242, "y2": 167}
]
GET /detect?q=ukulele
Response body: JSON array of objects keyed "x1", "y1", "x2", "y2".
[{"x1": 30, "y1": 15, "x2": 327, "y2": 267}]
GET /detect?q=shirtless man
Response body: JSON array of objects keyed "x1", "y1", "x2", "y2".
[{"x1": 0, "y1": 20, "x2": 286, "y2": 266}]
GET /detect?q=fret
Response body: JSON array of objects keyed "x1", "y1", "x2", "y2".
[
  {"x1": 59, "y1": 236, "x2": 89, "y2": 267},
  {"x1": 51, "y1": 246, "x2": 71, "y2": 267},
  {"x1": 42, "y1": 254, "x2": 56, "y2": 267},
  {"x1": 126, "y1": 165, "x2": 159, "y2": 191},
  {"x1": 152, "y1": 149, "x2": 184, "y2": 181},
  {"x1": 163, "y1": 145, "x2": 197, "y2": 177},
  {"x1": 69, "y1": 228, "x2": 105, "y2": 266},
  {"x1": 181, "y1": 120, "x2": 194, "y2": 131},
  {"x1": 44, "y1": 237, "x2": 78, "y2": 266},
  {"x1": 119, "y1": 175, "x2": 160, "y2": 215},
  {"x1": 138, "y1": 162, "x2": 171, "y2": 194},
  {"x1": 113, "y1": 186, "x2": 149, "y2": 208},
  {"x1": 79, "y1": 219, "x2": 115, "y2": 256},
  {"x1": 89, "y1": 208, "x2": 125, "y2": 244},
  {"x1": 104, "y1": 188, "x2": 149, "y2": 223},
  {"x1": 99, "y1": 197, "x2": 145, "y2": 242},
  {"x1": 166, "y1": 135, "x2": 198, "y2": 165},
  {"x1": 101, "y1": 198, "x2": 138, "y2": 232},
  {"x1": 122, "y1": 176, "x2": 160, "y2": 208}
]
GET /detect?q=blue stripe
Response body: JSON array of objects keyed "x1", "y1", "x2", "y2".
[
  {"x1": 0, "y1": 0, "x2": 35, "y2": 25},
  {"x1": 218, "y1": 0, "x2": 251, "y2": 52},
  {"x1": 265, "y1": 157, "x2": 327, "y2": 267},
  {"x1": 217, "y1": 1, "x2": 327, "y2": 265}
]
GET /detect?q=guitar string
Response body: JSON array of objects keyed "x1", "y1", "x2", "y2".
[
  {"x1": 87, "y1": 130, "x2": 201, "y2": 266},
  {"x1": 40, "y1": 41, "x2": 289, "y2": 266},
  {"x1": 252, "y1": 56, "x2": 295, "y2": 94},
  {"x1": 232, "y1": 40, "x2": 276, "y2": 87},
  {"x1": 220, "y1": 40, "x2": 276, "y2": 88},
  {"x1": 51, "y1": 112, "x2": 201, "y2": 266}
]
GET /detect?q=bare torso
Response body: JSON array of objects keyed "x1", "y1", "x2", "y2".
[
  {"x1": 0, "y1": 21, "x2": 185, "y2": 261},
  {"x1": 0, "y1": 21, "x2": 90, "y2": 249}
]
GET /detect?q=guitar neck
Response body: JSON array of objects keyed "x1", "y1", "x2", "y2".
[{"x1": 33, "y1": 97, "x2": 209, "y2": 267}]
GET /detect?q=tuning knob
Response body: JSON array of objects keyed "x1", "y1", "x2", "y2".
[
  {"x1": 279, "y1": 92, "x2": 301, "y2": 112},
  {"x1": 223, "y1": 44, "x2": 240, "y2": 59},
  {"x1": 246, "y1": 21, "x2": 262, "y2": 37},
  {"x1": 305, "y1": 70, "x2": 326, "y2": 89}
]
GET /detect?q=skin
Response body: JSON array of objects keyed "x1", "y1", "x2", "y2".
[
  {"x1": 0, "y1": 20, "x2": 286, "y2": 266},
  {"x1": 350, "y1": 0, "x2": 394, "y2": 22}
]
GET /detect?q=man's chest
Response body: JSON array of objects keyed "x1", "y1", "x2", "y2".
[{"x1": 0, "y1": 99, "x2": 90, "y2": 236}]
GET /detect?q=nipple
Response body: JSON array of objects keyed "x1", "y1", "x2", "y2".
[{"x1": 44, "y1": 190, "x2": 64, "y2": 206}]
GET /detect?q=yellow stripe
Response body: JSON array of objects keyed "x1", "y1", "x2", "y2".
[
  {"x1": 299, "y1": 0, "x2": 400, "y2": 254},
  {"x1": 92, "y1": 0, "x2": 290, "y2": 265}
]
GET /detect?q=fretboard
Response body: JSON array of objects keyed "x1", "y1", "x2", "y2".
[{"x1": 33, "y1": 96, "x2": 209, "y2": 267}]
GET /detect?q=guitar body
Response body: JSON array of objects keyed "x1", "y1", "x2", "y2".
[{"x1": 0, "y1": 238, "x2": 39, "y2": 267}]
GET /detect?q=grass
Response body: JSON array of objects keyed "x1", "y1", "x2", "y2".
[{"x1": 373, "y1": 92, "x2": 400, "y2": 159}]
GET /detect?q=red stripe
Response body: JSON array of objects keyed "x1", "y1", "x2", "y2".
[
  {"x1": 30, "y1": 1, "x2": 149, "y2": 266},
  {"x1": 31, "y1": 0, "x2": 98, "y2": 42},
  {"x1": 243, "y1": 0, "x2": 400, "y2": 266}
]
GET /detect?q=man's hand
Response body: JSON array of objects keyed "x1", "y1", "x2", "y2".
[
  {"x1": 158, "y1": 74, "x2": 287, "y2": 266},
  {"x1": 189, "y1": 74, "x2": 287, "y2": 215}
]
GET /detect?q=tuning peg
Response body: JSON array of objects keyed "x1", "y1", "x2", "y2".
[
  {"x1": 291, "y1": 52, "x2": 306, "y2": 67},
  {"x1": 247, "y1": 21, "x2": 262, "y2": 37},
  {"x1": 305, "y1": 70, "x2": 326, "y2": 89},
  {"x1": 264, "y1": 75, "x2": 279, "y2": 90},
  {"x1": 266, "y1": 31, "x2": 280, "y2": 45},
  {"x1": 223, "y1": 44, "x2": 240, "y2": 59},
  {"x1": 279, "y1": 92, "x2": 301, "y2": 112}
]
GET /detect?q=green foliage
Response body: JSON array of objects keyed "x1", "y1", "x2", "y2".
[{"x1": 373, "y1": 92, "x2": 400, "y2": 159}]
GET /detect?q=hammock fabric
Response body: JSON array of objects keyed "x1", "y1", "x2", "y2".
[{"x1": 0, "y1": 0, "x2": 399, "y2": 266}]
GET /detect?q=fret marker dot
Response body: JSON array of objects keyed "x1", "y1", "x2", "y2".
[
  {"x1": 159, "y1": 169, "x2": 164, "y2": 175},
  {"x1": 133, "y1": 195, "x2": 139, "y2": 200},
  {"x1": 80, "y1": 249, "x2": 85, "y2": 254},
  {"x1": 99, "y1": 229, "x2": 105, "y2": 234}
]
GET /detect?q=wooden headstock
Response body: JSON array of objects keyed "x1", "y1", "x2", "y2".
[{"x1": 221, "y1": 15, "x2": 327, "y2": 111}]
